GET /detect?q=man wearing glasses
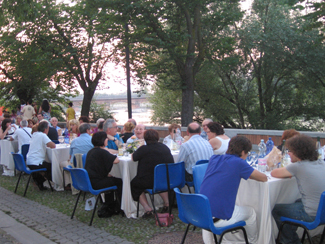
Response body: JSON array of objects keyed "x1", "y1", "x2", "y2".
[
  {"x1": 103, "y1": 119, "x2": 123, "y2": 152},
  {"x1": 201, "y1": 118, "x2": 213, "y2": 140}
]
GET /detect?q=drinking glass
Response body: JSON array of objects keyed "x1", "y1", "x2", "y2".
[
  {"x1": 246, "y1": 151, "x2": 258, "y2": 167},
  {"x1": 58, "y1": 136, "x2": 65, "y2": 144}
]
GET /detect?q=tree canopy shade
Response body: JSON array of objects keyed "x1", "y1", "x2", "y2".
[
  {"x1": 0, "y1": 0, "x2": 117, "y2": 116},
  {"x1": 101, "y1": 0, "x2": 243, "y2": 126}
]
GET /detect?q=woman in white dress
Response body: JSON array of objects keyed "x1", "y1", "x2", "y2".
[{"x1": 206, "y1": 122, "x2": 230, "y2": 155}]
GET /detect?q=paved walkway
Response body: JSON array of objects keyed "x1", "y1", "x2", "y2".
[{"x1": 0, "y1": 186, "x2": 133, "y2": 244}]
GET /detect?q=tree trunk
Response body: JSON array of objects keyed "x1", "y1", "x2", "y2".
[
  {"x1": 181, "y1": 66, "x2": 194, "y2": 127},
  {"x1": 81, "y1": 88, "x2": 96, "y2": 117}
]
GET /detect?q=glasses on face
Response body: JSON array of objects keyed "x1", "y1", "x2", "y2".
[
  {"x1": 206, "y1": 131, "x2": 211, "y2": 133},
  {"x1": 110, "y1": 126, "x2": 118, "y2": 129},
  {"x1": 202, "y1": 124, "x2": 208, "y2": 127}
]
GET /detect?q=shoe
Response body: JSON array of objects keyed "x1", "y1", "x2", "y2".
[
  {"x1": 64, "y1": 184, "x2": 71, "y2": 191},
  {"x1": 37, "y1": 182, "x2": 47, "y2": 191},
  {"x1": 160, "y1": 206, "x2": 169, "y2": 213},
  {"x1": 142, "y1": 211, "x2": 154, "y2": 219}
]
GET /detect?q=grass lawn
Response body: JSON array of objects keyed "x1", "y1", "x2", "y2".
[{"x1": 0, "y1": 172, "x2": 201, "y2": 243}]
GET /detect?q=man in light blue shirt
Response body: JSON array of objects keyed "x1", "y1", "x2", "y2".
[
  {"x1": 178, "y1": 122, "x2": 213, "y2": 181},
  {"x1": 69, "y1": 123, "x2": 93, "y2": 163}
]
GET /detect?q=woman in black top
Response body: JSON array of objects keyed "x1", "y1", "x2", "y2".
[
  {"x1": 131, "y1": 129, "x2": 174, "y2": 218},
  {"x1": 84, "y1": 131, "x2": 123, "y2": 216},
  {"x1": 120, "y1": 121, "x2": 135, "y2": 143}
]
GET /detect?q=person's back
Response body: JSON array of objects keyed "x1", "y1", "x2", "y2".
[
  {"x1": 22, "y1": 104, "x2": 35, "y2": 120},
  {"x1": 11, "y1": 120, "x2": 32, "y2": 153},
  {"x1": 199, "y1": 136, "x2": 267, "y2": 244},
  {"x1": 70, "y1": 123, "x2": 93, "y2": 163}
]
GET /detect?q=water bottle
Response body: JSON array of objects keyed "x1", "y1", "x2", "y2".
[
  {"x1": 64, "y1": 129, "x2": 70, "y2": 144},
  {"x1": 258, "y1": 139, "x2": 267, "y2": 158},
  {"x1": 316, "y1": 137, "x2": 324, "y2": 160},
  {"x1": 266, "y1": 137, "x2": 274, "y2": 155},
  {"x1": 257, "y1": 158, "x2": 267, "y2": 172}
]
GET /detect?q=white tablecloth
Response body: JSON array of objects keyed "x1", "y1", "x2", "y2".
[
  {"x1": 46, "y1": 144, "x2": 70, "y2": 190},
  {"x1": 0, "y1": 140, "x2": 19, "y2": 175},
  {"x1": 110, "y1": 151, "x2": 179, "y2": 218}
]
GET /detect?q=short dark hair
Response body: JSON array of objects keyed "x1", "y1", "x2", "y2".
[
  {"x1": 79, "y1": 123, "x2": 90, "y2": 134},
  {"x1": 1, "y1": 118, "x2": 12, "y2": 132},
  {"x1": 37, "y1": 121, "x2": 49, "y2": 132},
  {"x1": 68, "y1": 102, "x2": 73, "y2": 107},
  {"x1": 79, "y1": 116, "x2": 89, "y2": 123},
  {"x1": 226, "y1": 136, "x2": 252, "y2": 157},
  {"x1": 28, "y1": 99, "x2": 32, "y2": 105},
  {"x1": 188, "y1": 123, "x2": 201, "y2": 134},
  {"x1": 144, "y1": 129, "x2": 159, "y2": 144},
  {"x1": 281, "y1": 129, "x2": 300, "y2": 141},
  {"x1": 286, "y1": 134, "x2": 318, "y2": 161},
  {"x1": 98, "y1": 121, "x2": 104, "y2": 130},
  {"x1": 92, "y1": 131, "x2": 107, "y2": 147},
  {"x1": 207, "y1": 122, "x2": 224, "y2": 135}
]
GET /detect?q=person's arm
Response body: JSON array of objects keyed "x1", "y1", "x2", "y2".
[
  {"x1": 46, "y1": 141, "x2": 56, "y2": 148},
  {"x1": 49, "y1": 105, "x2": 51, "y2": 113},
  {"x1": 107, "y1": 134, "x2": 119, "y2": 148},
  {"x1": 250, "y1": 169, "x2": 268, "y2": 182},
  {"x1": 66, "y1": 110, "x2": 69, "y2": 122},
  {"x1": 209, "y1": 138, "x2": 221, "y2": 151},
  {"x1": 0, "y1": 126, "x2": 11, "y2": 140},
  {"x1": 113, "y1": 157, "x2": 119, "y2": 164},
  {"x1": 38, "y1": 107, "x2": 42, "y2": 114},
  {"x1": 271, "y1": 167, "x2": 292, "y2": 178},
  {"x1": 103, "y1": 147, "x2": 118, "y2": 154}
]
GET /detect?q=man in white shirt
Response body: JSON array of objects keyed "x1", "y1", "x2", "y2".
[
  {"x1": 22, "y1": 99, "x2": 36, "y2": 120},
  {"x1": 26, "y1": 121, "x2": 56, "y2": 190},
  {"x1": 10, "y1": 120, "x2": 32, "y2": 154}
]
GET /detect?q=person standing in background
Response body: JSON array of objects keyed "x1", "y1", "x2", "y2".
[
  {"x1": 66, "y1": 102, "x2": 76, "y2": 124},
  {"x1": 39, "y1": 99, "x2": 51, "y2": 122},
  {"x1": 22, "y1": 99, "x2": 36, "y2": 120}
]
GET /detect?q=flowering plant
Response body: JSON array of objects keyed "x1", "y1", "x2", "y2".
[{"x1": 126, "y1": 140, "x2": 140, "y2": 153}]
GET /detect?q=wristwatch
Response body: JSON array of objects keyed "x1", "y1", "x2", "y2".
[{"x1": 113, "y1": 138, "x2": 117, "y2": 142}]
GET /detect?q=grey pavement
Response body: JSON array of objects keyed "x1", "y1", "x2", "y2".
[{"x1": 0, "y1": 186, "x2": 133, "y2": 244}]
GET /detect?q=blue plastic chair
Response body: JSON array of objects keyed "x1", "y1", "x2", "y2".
[
  {"x1": 136, "y1": 161, "x2": 185, "y2": 225},
  {"x1": 276, "y1": 191, "x2": 325, "y2": 244},
  {"x1": 174, "y1": 188, "x2": 249, "y2": 244},
  {"x1": 185, "y1": 159, "x2": 209, "y2": 193},
  {"x1": 11, "y1": 153, "x2": 53, "y2": 197},
  {"x1": 82, "y1": 153, "x2": 87, "y2": 168},
  {"x1": 21, "y1": 144, "x2": 30, "y2": 162},
  {"x1": 67, "y1": 167, "x2": 118, "y2": 226},
  {"x1": 193, "y1": 163, "x2": 209, "y2": 194}
]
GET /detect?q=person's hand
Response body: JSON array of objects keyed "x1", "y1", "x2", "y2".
[
  {"x1": 58, "y1": 128, "x2": 62, "y2": 136},
  {"x1": 107, "y1": 135, "x2": 115, "y2": 141}
]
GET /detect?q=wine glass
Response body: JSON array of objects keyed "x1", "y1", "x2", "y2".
[{"x1": 58, "y1": 136, "x2": 65, "y2": 144}]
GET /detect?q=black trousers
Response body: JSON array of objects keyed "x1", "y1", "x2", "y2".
[
  {"x1": 28, "y1": 161, "x2": 52, "y2": 186},
  {"x1": 91, "y1": 177, "x2": 123, "y2": 206}
]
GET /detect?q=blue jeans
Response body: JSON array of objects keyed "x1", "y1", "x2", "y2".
[{"x1": 272, "y1": 199, "x2": 315, "y2": 244}]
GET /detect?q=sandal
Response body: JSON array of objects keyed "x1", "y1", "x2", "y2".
[
  {"x1": 160, "y1": 206, "x2": 169, "y2": 213},
  {"x1": 142, "y1": 211, "x2": 154, "y2": 219}
]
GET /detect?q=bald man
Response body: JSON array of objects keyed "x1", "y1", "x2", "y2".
[{"x1": 178, "y1": 122, "x2": 213, "y2": 181}]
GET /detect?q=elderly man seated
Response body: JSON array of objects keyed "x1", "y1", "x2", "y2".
[
  {"x1": 40, "y1": 119, "x2": 58, "y2": 141},
  {"x1": 50, "y1": 117, "x2": 62, "y2": 136},
  {"x1": 126, "y1": 124, "x2": 146, "y2": 145},
  {"x1": 10, "y1": 120, "x2": 32, "y2": 153},
  {"x1": 26, "y1": 121, "x2": 56, "y2": 190},
  {"x1": 60, "y1": 123, "x2": 94, "y2": 188},
  {"x1": 104, "y1": 119, "x2": 123, "y2": 153}
]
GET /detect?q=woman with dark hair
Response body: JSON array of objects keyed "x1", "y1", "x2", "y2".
[
  {"x1": 277, "y1": 129, "x2": 300, "y2": 151},
  {"x1": 84, "y1": 131, "x2": 122, "y2": 217},
  {"x1": 39, "y1": 99, "x2": 51, "y2": 121},
  {"x1": 271, "y1": 134, "x2": 325, "y2": 244},
  {"x1": 206, "y1": 122, "x2": 230, "y2": 155},
  {"x1": 0, "y1": 118, "x2": 15, "y2": 140},
  {"x1": 78, "y1": 116, "x2": 90, "y2": 124},
  {"x1": 131, "y1": 129, "x2": 174, "y2": 218}
]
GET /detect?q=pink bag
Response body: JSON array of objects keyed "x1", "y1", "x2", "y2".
[{"x1": 155, "y1": 213, "x2": 174, "y2": 227}]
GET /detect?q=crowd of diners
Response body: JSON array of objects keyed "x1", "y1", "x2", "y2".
[{"x1": 1, "y1": 100, "x2": 325, "y2": 244}]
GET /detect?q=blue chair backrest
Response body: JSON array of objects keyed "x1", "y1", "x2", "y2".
[
  {"x1": 12, "y1": 153, "x2": 28, "y2": 173},
  {"x1": 315, "y1": 191, "x2": 325, "y2": 226},
  {"x1": 196, "y1": 159, "x2": 209, "y2": 165},
  {"x1": 82, "y1": 153, "x2": 87, "y2": 168},
  {"x1": 21, "y1": 144, "x2": 30, "y2": 161},
  {"x1": 193, "y1": 163, "x2": 208, "y2": 194},
  {"x1": 153, "y1": 161, "x2": 185, "y2": 192},
  {"x1": 68, "y1": 168, "x2": 93, "y2": 192},
  {"x1": 174, "y1": 188, "x2": 215, "y2": 231}
]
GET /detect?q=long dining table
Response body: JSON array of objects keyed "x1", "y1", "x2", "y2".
[
  {"x1": 0, "y1": 139, "x2": 19, "y2": 176},
  {"x1": 109, "y1": 150, "x2": 179, "y2": 218}
]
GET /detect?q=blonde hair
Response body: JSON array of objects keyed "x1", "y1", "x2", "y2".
[
  {"x1": 68, "y1": 119, "x2": 80, "y2": 134},
  {"x1": 124, "y1": 122, "x2": 135, "y2": 132}
]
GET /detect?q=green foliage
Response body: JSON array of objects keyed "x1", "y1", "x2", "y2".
[{"x1": 89, "y1": 102, "x2": 114, "y2": 123}]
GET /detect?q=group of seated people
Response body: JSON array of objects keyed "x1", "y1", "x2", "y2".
[{"x1": 3, "y1": 113, "x2": 325, "y2": 244}]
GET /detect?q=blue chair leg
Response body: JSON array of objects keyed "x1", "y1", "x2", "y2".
[
  {"x1": 71, "y1": 191, "x2": 82, "y2": 220},
  {"x1": 23, "y1": 174, "x2": 33, "y2": 197},
  {"x1": 89, "y1": 194, "x2": 101, "y2": 226},
  {"x1": 181, "y1": 224, "x2": 190, "y2": 244},
  {"x1": 14, "y1": 172, "x2": 23, "y2": 193}
]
